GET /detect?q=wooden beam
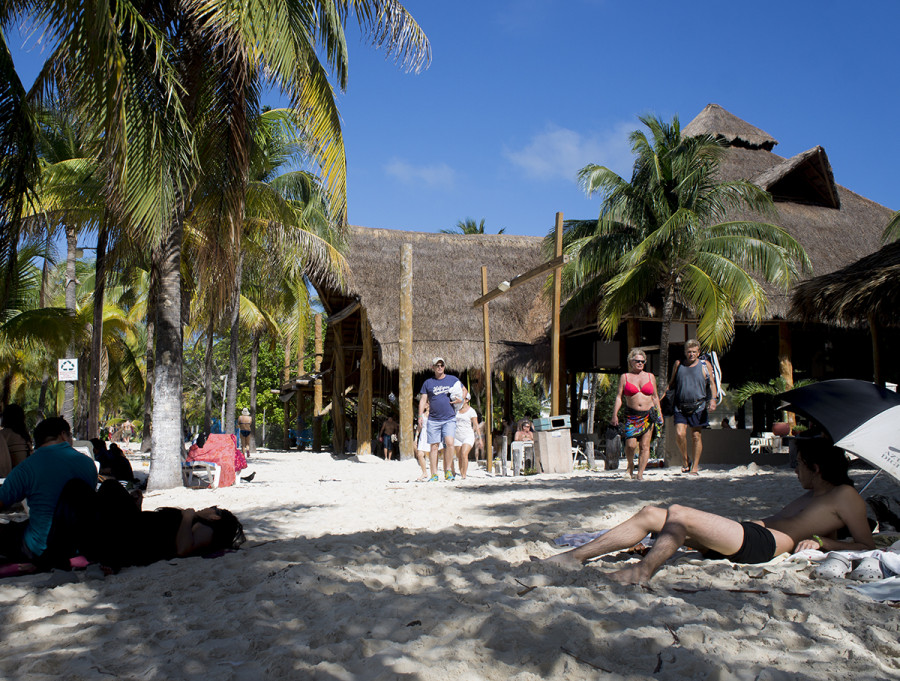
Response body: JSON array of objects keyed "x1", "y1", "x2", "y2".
[
  {"x1": 471, "y1": 254, "x2": 570, "y2": 307},
  {"x1": 332, "y1": 321, "x2": 345, "y2": 454},
  {"x1": 550, "y1": 212, "x2": 563, "y2": 415},
  {"x1": 481, "y1": 266, "x2": 493, "y2": 473},
  {"x1": 399, "y1": 243, "x2": 414, "y2": 460},
  {"x1": 313, "y1": 313, "x2": 323, "y2": 452},
  {"x1": 357, "y1": 307, "x2": 373, "y2": 456}
]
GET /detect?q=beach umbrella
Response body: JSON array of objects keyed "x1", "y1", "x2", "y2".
[{"x1": 779, "y1": 379, "x2": 900, "y2": 485}]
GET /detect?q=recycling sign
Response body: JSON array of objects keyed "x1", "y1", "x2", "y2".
[{"x1": 58, "y1": 358, "x2": 78, "y2": 381}]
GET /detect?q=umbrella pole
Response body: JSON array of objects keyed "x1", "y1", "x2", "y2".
[{"x1": 859, "y1": 468, "x2": 883, "y2": 495}]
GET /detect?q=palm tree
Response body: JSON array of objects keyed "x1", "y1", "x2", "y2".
[
  {"x1": 5, "y1": 1, "x2": 430, "y2": 488},
  {"x1": 440, "y1": 218, "x2": 505, "y2": 235},
  {"x1": 568, "y1": 114, "x2": 810, "y2": 386}
]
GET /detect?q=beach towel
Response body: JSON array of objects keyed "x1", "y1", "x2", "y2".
[{"x1": 186, "y1": 434, "x2": 243, "y2": 487}]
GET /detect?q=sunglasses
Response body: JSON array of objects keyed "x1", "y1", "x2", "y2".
[{"x1": 632, "y1": 358, "x2": 646, "y2": 364}]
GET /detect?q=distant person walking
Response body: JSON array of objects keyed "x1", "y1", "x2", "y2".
[
  {"x1": 452, "y1": 393, "x2": 480, "y2": 480},
  {"x1": 238, "y1": 408, "x2": 253, "y2": 458},
  {"x1": 664, "y1": 340, "x2": 718, "y2": 475},
  {"x1": 418, "y1": 357, "x2": 464, "y2": 481},
  {"x1": 378, "y1": 416, "x2": 399, "y2": 460}
]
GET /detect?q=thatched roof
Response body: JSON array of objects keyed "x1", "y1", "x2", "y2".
[
  {"x1": 323, "y1": 226, "x2": 552, "y2": 375},
  {"x1": 683, "y1": 103, "x2": 778, "y2": 151},
  {"x1": 789, "y1": 240, "x2": 900, "y2": 328},
  {"x1": 682, "y1": 106, "x2": 895, "y2": 319}
]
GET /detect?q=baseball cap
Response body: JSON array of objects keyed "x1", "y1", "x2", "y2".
[{"x1": 432, "y1": 357, "x2": 445, "y2": 365}]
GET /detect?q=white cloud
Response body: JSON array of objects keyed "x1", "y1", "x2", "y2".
[
  {"x1": 384, "y1": 158, "x2": 457, "y2": 188},
  {"x1": 504, "y1": 122, "x2": 635, "y2": 183}
]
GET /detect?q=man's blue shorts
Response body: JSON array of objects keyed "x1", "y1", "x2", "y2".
[
  {"x1": 673, "y1": 406, "x2": 709, "y2": 428},
  {"x1": 427, "y1": 417, "x2": 456, "y2": 445}
]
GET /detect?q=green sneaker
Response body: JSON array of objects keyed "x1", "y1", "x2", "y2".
[
  {"x1": 445, "y1": 471, "x2": 454, "y2": 481},
  {"x1": 428, "y1": 475, "x2": 439, "y2": 482}
]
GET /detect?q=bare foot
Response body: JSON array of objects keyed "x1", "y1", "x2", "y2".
[
  {"x1": 539, "y1": 551, "x2": 583, "y2": 570},
  {"x1": 610, "y1": 564, "x2": 651, "y2": 585}
]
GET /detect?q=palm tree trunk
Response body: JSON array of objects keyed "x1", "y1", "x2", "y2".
[
  {"x1": 249, "y1": 329, "x2": 260, "y2": 453},
  {"x1": 62, "y1": 224, "x2": 77, "y2": 428},
  {"x1": 38, "y1": 231, "x2": 53, "y2": 419},
  {"x1": 88, "y1": 218, "x2": 109, "y2": 439},
  {"x1": 656, "y1": 282, "x2": 678, "y2": 464},
  {"x1": 148, "y1": 213, "x2": 186, "y2": 490},
  {"x1": 141, "y1": 263, "x2": 157, "y2": 453},
  {"x1": 224, "y1": 253, "x2": 243, "y2": 438}
]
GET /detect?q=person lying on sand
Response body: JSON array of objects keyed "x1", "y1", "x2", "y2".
[{"x1": 542, "y1": 438, "x2": 875, "y2": 584}]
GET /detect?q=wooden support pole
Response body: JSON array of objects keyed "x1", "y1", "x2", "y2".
[
  {"x1": 313, "y1": 313, "x2": 323, "y2": 451},
  {"x1": 399, "y1": 244, "x2": 414, "y2": 460},
  {"x1": 778, "y1": 322, "x2": 795, "y2": 428},
  {"x1": 869, "y1": 313, "x2": 883, "y2": 386},
  {"x1": 550, "y1": 212, "x2": 564, "y2": 415},
  {"x1": 481, "y1": 266, "x2": 493, "y2": 473},
  {"x1": 357, "y1": 307, "x2": 373, "y2": 456},
  {"x1": 332, "y1": 322, "x2": 345, "y2": 454}
]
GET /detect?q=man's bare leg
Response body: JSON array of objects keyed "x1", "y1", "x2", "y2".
[
  {"x1": 610, "y1": 505, "x2": 746, "y2": 584},
  {"x1": 429, "y1": 443, "x2": 440, "y2": 477},
  {"x1": 625, "y1": 438, "x2": 637, "y2": 478},
  {"x1": 443, "y1": 435, "x2": 456, "y2": 477},
  {"x1": 675, "y1": 423, "x2": 689, "y2": 470},
  {"x1": 689, "y1": 429, "x2": 703, "y2": 474},
  {"x1": 544, "y1": 506, "x2": 668, "y2": 567}
]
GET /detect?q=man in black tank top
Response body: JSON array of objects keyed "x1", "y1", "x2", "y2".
[{"x1": 664, "y1": 340, "x2": 717, "y2": 475}]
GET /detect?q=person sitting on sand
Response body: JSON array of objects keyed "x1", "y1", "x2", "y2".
[
  {"x1": 542, "y1": 438, "x2": 874, "y2": 584},
  {"x1": 0, "y1": 417, "x2": 98, "y2": 566}
]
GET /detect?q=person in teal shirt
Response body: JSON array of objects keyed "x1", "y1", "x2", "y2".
[{"x1": 0, "y1": 417, "x2": 98, "y2": 562}]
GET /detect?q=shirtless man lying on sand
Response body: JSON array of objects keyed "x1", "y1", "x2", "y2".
[{"x1": 544, "y1": 438, "x2": 875, "y2": 584}]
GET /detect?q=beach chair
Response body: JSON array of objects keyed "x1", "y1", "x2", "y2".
[{"x1": 182, "y1": 444, "x2": 221, "y2": 489}]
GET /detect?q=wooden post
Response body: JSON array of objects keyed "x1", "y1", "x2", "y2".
[
  {"x1": 778, "y1": 322, "x2": 795, "y2": 428},
  {"x1": 399, "y1": 244, "x2": 414, "y2": 460},
  {"x1": 332, "y1": 321, "x2": 345, "y2": 454},
  {"x1": 550, "y1": 212, "x2": 563, "y2": 415},
  {"x1": 313, "y1": 313, "x2": 323, "y2": 451},
  {"x1": 627, "y1": 319, "x2": 640, "y2": 353},
  {"x1": 870, "y1": 312, "x2": 883, "y2": 386},
  {"x1": 357, "y1": 307, "x2": 373, "y2": 456},
  {"x1": 481, "y1": 266, "x2": 493, "y2": 473}
]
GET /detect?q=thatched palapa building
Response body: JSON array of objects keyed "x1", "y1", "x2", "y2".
[
  {"x1": 309, "y1": 226, "x2": 553, "y2": 454},
  {"x1": 791, "y1": 240, "x2": 900, "y2": 384},
  {"x1": 563, "y1": 104, "x2": 897, "y2": 410}
]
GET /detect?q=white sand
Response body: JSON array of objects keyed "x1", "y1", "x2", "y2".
[{"x1": 1, "y1": 450, "x2": 899, "y2": 680}]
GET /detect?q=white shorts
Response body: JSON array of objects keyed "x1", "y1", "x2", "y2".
[{"x1": 454, "y1": 433, "x2": 475, "y2": 447}]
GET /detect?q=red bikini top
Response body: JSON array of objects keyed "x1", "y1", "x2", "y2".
[{"x1": 624, "y1": 377, "x2": 654, "y2": 396}]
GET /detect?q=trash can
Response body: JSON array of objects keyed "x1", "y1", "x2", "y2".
[{"x1": 533, "y1": 415, "x2": 573, "y2": 474}]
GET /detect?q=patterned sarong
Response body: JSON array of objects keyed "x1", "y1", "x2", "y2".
[{"x1": 624, "y1": 407, "x2": 663, "y2": 440}]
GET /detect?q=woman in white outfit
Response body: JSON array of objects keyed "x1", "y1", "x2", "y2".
[{"x1": 452, "y1": 394, "x2": 480, "y2": 480}]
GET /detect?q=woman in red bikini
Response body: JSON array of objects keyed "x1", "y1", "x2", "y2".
[{"x1": 611, "y1": 348, "x2": 663, "y2": 480}]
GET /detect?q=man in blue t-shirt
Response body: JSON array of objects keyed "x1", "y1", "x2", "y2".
[
  {"x1": 418, "y1": 357, "x2": 464, "y2": 481},
  {"x1": 0, "y1": 417, "x2": 98, "y2": 563}
]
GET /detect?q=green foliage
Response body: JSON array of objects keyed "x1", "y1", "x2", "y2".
[
  {"x1": 512, "y1": 378, "x2": 543, "y2": 422},
  {"x1": 731, "y1": 377, "x2": 815, "y2": 408}
]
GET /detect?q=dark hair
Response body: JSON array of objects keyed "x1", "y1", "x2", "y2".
[
  {"x1": 195, "y1": 508, "x2": 246, "y2": 551},
  {"x1": 90, "y1": 438, "x2": 108, "y2": 456},
  {"x1": 797, "y1": 438, "x2": 854, "y2": 487},
  {"x1": 2, "y1": 404, "x2": 31, "y2": 444},
  {"x1": 33, "y1": 417, "x2": 72, "y2": 448}
]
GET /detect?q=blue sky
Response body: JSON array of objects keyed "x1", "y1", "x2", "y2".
[{"x1": 8, "y1": 1, "x2": 900, "y2": 238}]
